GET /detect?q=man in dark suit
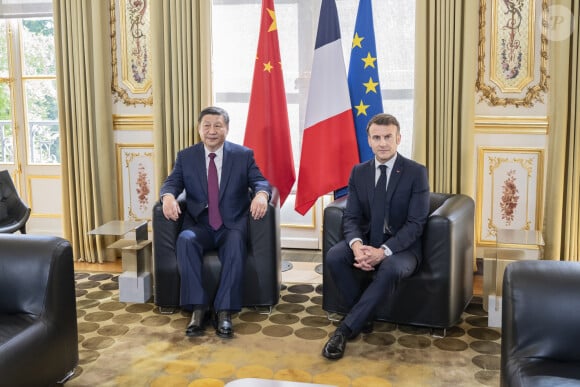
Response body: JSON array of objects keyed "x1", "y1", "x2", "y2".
[
  {"x1": 160, "y1": 106, "x2": 271, "y2": 339},
  {"x1": 322, "y1": 113, "x2": 430, "y2": 359}
]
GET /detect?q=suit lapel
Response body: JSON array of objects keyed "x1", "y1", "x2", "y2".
[
  {"x1": 194, "y1": 144, "x2": 208, "y2": 197},
  {"x1": 366, "y1": 159, "x2": 376, "y2": 205},
  {"x1": 386, "y1": 154, "x2": 404, "y2": 202},
  {"x1": 219, "y1": 142, "x2": 233, "y2": 201}
]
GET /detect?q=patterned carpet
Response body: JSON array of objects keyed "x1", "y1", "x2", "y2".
[{"x1": 67, "y1": 272, "x2": 501, "y2": 387}]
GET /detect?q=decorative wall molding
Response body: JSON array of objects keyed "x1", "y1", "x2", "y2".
[
  {"x1": 476, "y1": 146, "x2": 544, "y2": 246},
  {"x1": 476, "y1": 0, "x2": 549, "y2": 107},
  {"x1": 110, "y1": 0, "x2": 153, "y2": 107},
  {"x1": 116, "y1": 144, "x2": 155, "y2": 222},
  {"x1": 112, "y1": 114, "x2": 153, "y2": 131},
  {"x1": 474, "y1": 115, "x2": 548, "y2": 134}
]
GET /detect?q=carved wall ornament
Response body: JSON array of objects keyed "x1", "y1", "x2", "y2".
[
  {"x1": 110, "y1": 0, "x2": 153, "y2": 107},
  {"x1": 476, "y1": 0, "x2": 549, "y2": 107}
]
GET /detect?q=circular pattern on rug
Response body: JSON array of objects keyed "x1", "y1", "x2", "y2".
[
  {"x1": 472, "y1": 354, "x2": 501, "y2": 370},
  {"x1": 96, "y1": 324, "x2": 130, "y2": 337},
  {"x1": 76, "y1": 280, "x2": 100, "y2": 290},
  {"x1": 98, "y1": 301, "x2": 126, "y2": 312},
  {"x1": 471, "y1": 340, "x2": 501, "y2": 355},
  {"x1": 239, "y1": 311, "x2": 269, "y2": 322},
  {"x1": 77, "y1": 321, "x2": 100, "y2": 334},
  {"x1": 141, "y1": 315, "x2": 171, "y2": 327},
  {"x1": 236, "y1": 365, "x2": 274, "y2": 379},
  {"x1": 81, "y1": 336, "x2": 115, "y2": 350},
  {"x1": 364, "y1": 332, "x2": 397, "y2": 346},
  {"x1": 468, "y1": 327, "x2": 502, "y2": 341},
  {"x1": 269, "y1": 313, "x2": 299, "y2": 325},
  {"x1": 70, "y1": 272, "x2": 501, "y2": 386},
  {"x1": 235, "y1": 322, "x2": 262, "y2": 335},
  {"x1": 85, "y1": 290, "x2": 113, "y2": 300},
  {"x1": 398, "y1": 334, "x2": 432, "y2": 349},
  {"x1": 281, "y1": 293, "x2": 309, "y2": 303},
  {"x1": 300, "y1": 315, "x2": 331, "y2": 327},
  {"x1": 294, "y1": 327, "x2": 327, "y2": 340},
  {"x1": 305, "y1": 305, "x2": 325, "y2": 316},
  {"x1": 262, "y1": 324, "x2": 293, "y2": 337},
  {"x1": 83, "y1": 311, "x2": 114, "y2": 322},
  {"x1": 433, "y1": 337, "x2": 469, "y2": 351},
  {"x1": 88, "y1": 273, "x2": 114, "y2": 281},
  {"x1": 466, "y1": 315, "x2": 489, "y2": 327},
  {"x1": 287, "y1": 284, "x2": 315, "y2": 294},
  {"x1": 275, "y1": 303, "x2": 305, "y2": 314},
  {"x1": 112, "y1": 312, "x2": 142, "y2": 325}
]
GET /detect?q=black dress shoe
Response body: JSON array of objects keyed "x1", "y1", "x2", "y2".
[
  {"x1": 215, "y1": 311, "x2": 233, "y2": 338},
  {"x1": 186, "y1": 307, "x2": 207, "y2": 337},
  {"x1": 322, "y1": 330, "x2": 347, "y2": 360}
]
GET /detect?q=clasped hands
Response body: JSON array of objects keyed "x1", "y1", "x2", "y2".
[{"x1": 352, "y1": 241, "x2": 385, "y2": 271}]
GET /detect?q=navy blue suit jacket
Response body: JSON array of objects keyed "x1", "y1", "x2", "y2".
[
  {"x1": 343, "y1": 153, "x2": 430, "y2": 259},
  {"x1": 160, "y1": 141, "x2": 271, "y2": 235}
]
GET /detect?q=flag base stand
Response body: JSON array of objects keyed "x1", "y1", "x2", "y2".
[{"x1": 281, "y1": 260, "x2": 293, "y2": 272}]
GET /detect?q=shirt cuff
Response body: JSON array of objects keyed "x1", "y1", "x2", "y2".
[
  {"x1": 381, "y1": 244, "x2": 393, "y2": 257},
  {"x1": 349, "y1": 238, "x2": 363, "y2": 248}
]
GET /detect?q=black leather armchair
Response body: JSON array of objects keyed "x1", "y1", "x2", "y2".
[
  {"x1": 322, "y1": 192, "x2": 475, "y2": 331},
  {"x1": 0, "y1": 234, "x2": 78, "y2": 385},
  {"x1": 152, "y1": 190, "x2": 282, "y2": 313},
  {"x1": 0, "y1": 170, "x2": 31, "y2": 234},
  {"x1": 501, "y1": 260, "x2": 580, "y2": 387}
]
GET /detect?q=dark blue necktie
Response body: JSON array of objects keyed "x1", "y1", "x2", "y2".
[
  {"x1": 370, "y1": 165, "x2": 387, "y2": 247},
  {"x1": 208, "y1": 153, "x2": 222, "y2": 230}
]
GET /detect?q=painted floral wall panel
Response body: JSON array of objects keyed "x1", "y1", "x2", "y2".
[
  {"x1": 477, "y1": 147, "x2": 544, "y2": 245},
  {"x1": 117, "y1": 145, "x2": 155, "y2": 222}
]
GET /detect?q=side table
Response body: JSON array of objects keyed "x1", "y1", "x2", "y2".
[
  {"x1": 89, "y1": 220, "x2": 152, "y2": 303},
  {"x1": 484, "y1": 228, "x2": 544, "y2": 327}
]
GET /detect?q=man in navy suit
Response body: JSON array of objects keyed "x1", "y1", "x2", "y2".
[
  {"x1": 322, "y1": 113, "x2": 430, "y2": 359},
  {"x1": 160, "y1": 106, "x2": 271, "y2": 339}
]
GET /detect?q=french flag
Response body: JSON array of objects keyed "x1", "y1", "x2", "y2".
[{"x1": 295, "y1": 0, "x2": 359, "y2": 216}]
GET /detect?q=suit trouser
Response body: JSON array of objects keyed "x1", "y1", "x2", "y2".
[
  {"x1": 176, "y1": 221, "x2": 246, "y2": 312},
  {"x1": 326, "y1": 240, "x2": 418, "y2": 335}
]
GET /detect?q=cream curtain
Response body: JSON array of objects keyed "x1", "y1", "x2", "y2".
[
  {"x1": 413, "y1": 0, "x2": 478, "y2": 197},
  {"x1": 54, "y1": 0, "x2": 117, "y2": 263},
  {"x1": 150, "y1": 0, "x2": 213, "y2": 191},
  {"x1": 545, "y1": 0, "x2": 580, "y2": 261}
]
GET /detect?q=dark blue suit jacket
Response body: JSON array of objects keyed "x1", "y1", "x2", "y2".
[
  {"x1": 343, "y1": 153, "x2": 430, "y2": 259},
  {"x1": 160, "y1": 141, "x2": 271, "y2": 235}
]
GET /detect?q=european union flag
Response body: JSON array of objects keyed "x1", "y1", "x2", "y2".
[{"x1": 348, "y1": 0, "x2": 384, "y2": 162}]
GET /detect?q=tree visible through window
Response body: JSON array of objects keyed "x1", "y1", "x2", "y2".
[{"x1": 0, "y1": 18, "x2": 59, "y2": 166}]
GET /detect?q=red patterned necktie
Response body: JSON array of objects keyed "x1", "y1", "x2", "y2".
[{"x1": 208, "y1": 153, "x2": 222, "y2": 230}]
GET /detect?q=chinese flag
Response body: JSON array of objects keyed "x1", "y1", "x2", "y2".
[{"x1": 244, "y1": 0, "x2": 295, "y2": 206}]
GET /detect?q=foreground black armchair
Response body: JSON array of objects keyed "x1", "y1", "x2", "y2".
[
  {"x1": 322, "y1": 192, "x2": 475, "y2": 331},
  {"x1": 152, "y1": 190, "x2": 281, "y2": 313},
  {"x1": 501, "y1": 260, "x2": 580, "y2": 387},
  {"x1": 0, "y1": 234, "x2": 78, "y2": 385},
  {"x1": 0, "y1": 170, "x2": 31, "y2": 234}
]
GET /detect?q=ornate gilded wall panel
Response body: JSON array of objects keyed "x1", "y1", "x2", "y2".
[
  {"x1": 110, "y1": 0, "x2": 152, "y2": 106},
  {"x1": 476, "y1": 0, "x2": 548, "y2": 107}
]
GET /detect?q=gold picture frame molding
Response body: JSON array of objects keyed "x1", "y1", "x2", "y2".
[{"x1": 476, "y1": 146, "x2": 545, "y2": 247}]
